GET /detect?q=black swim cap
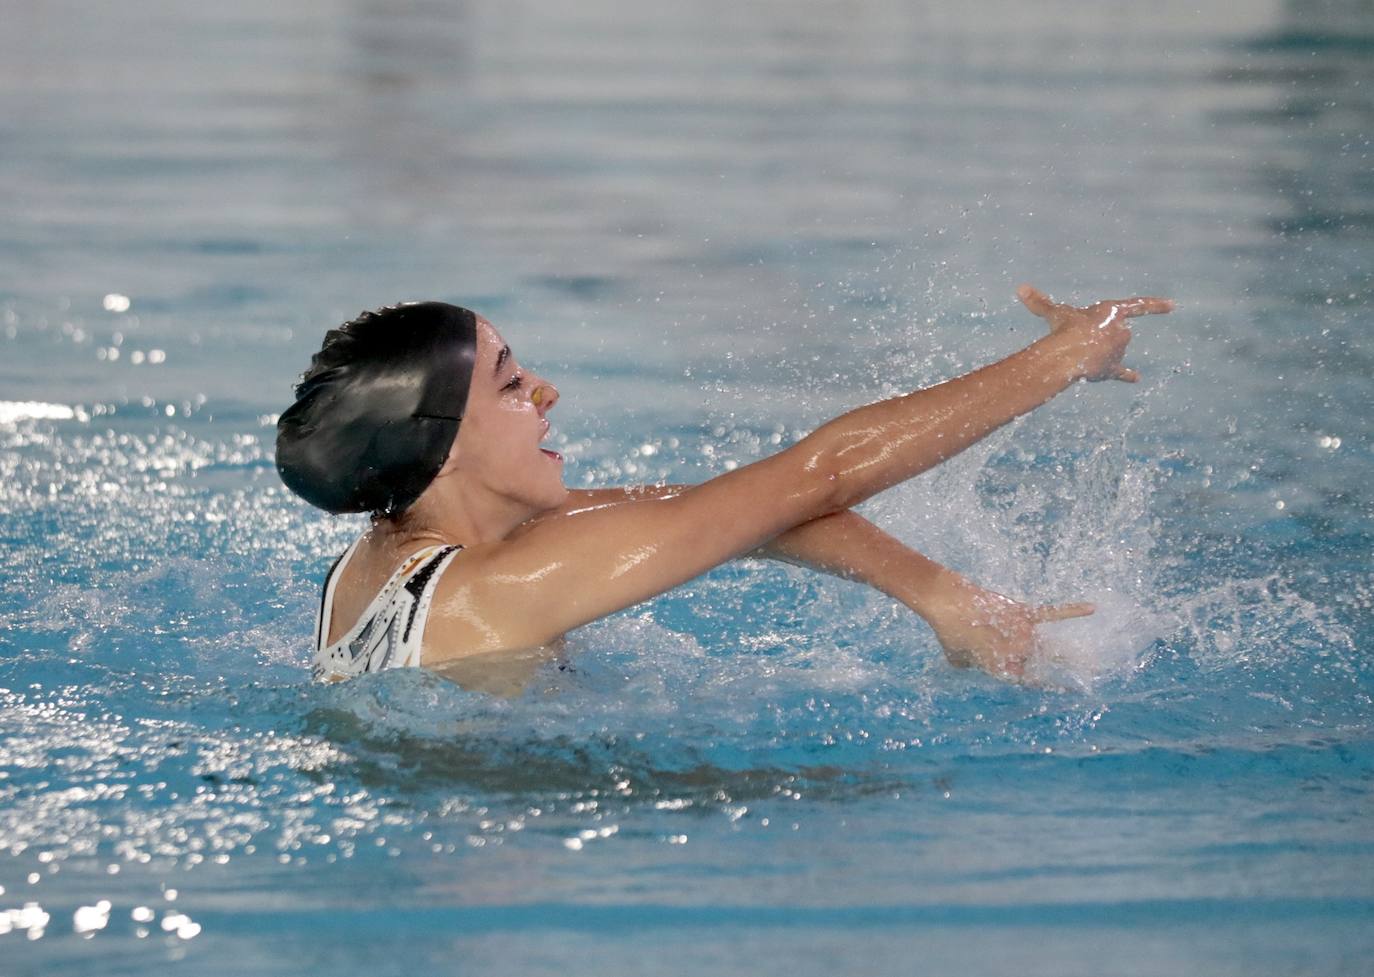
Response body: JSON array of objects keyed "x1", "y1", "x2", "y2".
[{"x1": 275, "y1": 302, "x2": 478, "y2": 516}]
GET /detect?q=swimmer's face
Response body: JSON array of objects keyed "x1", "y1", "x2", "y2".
[{"x1": 445, "y1": 318, "x2": 568, "y2": 512}]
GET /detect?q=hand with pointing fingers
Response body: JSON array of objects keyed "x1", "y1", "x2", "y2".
[
  {"x1": 923, "y1": 576, "x2": 1095, "y2": 681},
  {"x1": 1018, "y1": 284, "x2": 1174, "y2": 384}
]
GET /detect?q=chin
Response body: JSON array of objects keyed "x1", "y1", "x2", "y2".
[
  {"x1": 518, "y1": 475, "x2": 568, "y2": 514},
  {"x1": 543, "y1": 481, "x2": 571, "y2": 510}
]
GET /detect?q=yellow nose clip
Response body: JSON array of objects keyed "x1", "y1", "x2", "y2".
[{"x1": 531, "y1": 387, "x2": 544, "y2": 406}]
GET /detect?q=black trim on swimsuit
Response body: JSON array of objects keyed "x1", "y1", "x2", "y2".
[{"x1": 401, "y1": 545, "x2": 461, "y2": 643}]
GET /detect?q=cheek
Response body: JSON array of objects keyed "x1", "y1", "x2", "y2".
[
  {"x1": 453, "y1": 401, "x2": 553, "y2": 487},
  {"x1": 462, "y1": 399, "x2": 521, "y2": 442},
  {"x1": 452, "y1": 415, "x2": 502, "y2": 475},
  {"x1": 468, "y1": 415, "x2": 530, "y2": 471}
]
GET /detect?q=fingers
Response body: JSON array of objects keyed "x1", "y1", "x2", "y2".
[
  {"x1": 1109, "y1": 296, "x2": 1175, "y2": 317},
  {"x1": 1016, "y1": 283, "x2": 1057, "y2": 319},
  {"x1": 1032, "y1": 602, "x2": 1096, "y2": 623},
  {"x1": 1113, "y1": 365, "x2": 1140, "y2": 383}
]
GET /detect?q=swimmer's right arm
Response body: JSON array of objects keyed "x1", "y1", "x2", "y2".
[
  {"x1": 427, "y1": 286, "x2": 1173, "y2": 655},
  {"x1": 529, "y1": 487, "x2": 1095, "y2": 678}
]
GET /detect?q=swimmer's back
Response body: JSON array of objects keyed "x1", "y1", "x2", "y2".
[{"x1": 323, "y1": 534, "x2": 446, "y2": 648}]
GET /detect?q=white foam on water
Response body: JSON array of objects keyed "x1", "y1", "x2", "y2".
[
  {"x1": 1027, "y1": 589, "x2": 1171, "y2": 692},
  {"x1": 1172, "y1": 573, "x2": 1356, "y2": 672}
]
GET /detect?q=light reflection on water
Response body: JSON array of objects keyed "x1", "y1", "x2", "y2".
[{"x1": 1, "y1": 0, "x2": 1373, "y2": 974}]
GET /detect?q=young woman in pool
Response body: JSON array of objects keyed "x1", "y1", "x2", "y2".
[{"x1": 277, "y1": 285, "x2": 1173, "y2": 694}]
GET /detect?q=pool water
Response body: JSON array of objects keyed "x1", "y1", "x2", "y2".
[{"x1": 2, "y1": 1, "x2": 1372, "y2": 974}]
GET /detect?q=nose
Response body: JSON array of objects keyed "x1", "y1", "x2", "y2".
[{"x1": 531, "y1": 380, "x2": 559, "y2": 413}]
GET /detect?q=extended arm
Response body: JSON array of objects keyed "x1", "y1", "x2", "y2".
[
  {"x1": 545, "y1": 486, "x2": 949, "y2": 600},
  {"x1": 750, "y1": 505, "x2": 1095, "y2": 677},
  {"x1": 538, "y1": 485, "x2": 944, "y2": 591},
  {"x1": 518, "y1": 486, "x2": 1092, "y2": 677}
]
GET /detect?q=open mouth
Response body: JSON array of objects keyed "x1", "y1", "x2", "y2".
[{"x1": 539, "y1": 419, "x2": 563, "y2": 463}]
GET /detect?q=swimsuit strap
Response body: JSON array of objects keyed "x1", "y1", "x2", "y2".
[{"x1": 396, "y1": 544, "x2": 463, "y2": 668}]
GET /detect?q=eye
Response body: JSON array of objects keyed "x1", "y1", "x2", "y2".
[{"x1": 501, "y1": 373, "x2": 523, "y2": 391}]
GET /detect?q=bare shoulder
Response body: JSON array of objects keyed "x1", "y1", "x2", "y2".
[
  {"x1": 421, "y1": 511, "x2": 588, "y2": 661},
  {"x1": 419, "y1": 494, "x2": 665, "y2": 663}
]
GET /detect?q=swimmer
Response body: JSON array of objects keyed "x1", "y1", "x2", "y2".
[{"x1": 277, "y1": 285, "x2": 1174, "y2": 694}]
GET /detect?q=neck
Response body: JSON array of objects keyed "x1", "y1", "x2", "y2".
[{"x1": 372, "y1": 477, "x2": 540, "y2": 550}]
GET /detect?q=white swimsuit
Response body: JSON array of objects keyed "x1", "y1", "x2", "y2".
[{"x1": 312, "y1": 537, "x2": 463, "y2": 682}]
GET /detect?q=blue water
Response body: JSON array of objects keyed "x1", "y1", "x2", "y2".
[{"x1": 2, "y1": 1, "x2": 1372, "y2": 974}]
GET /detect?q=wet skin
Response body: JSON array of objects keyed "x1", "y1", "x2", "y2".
[{"x1": 323, "y1": 286, "x2": 1174, "y2": 690}]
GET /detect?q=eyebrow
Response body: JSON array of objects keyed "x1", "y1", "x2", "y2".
[{"x1": 494, "y1": 344, "x2": 510, "y2": 377}]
